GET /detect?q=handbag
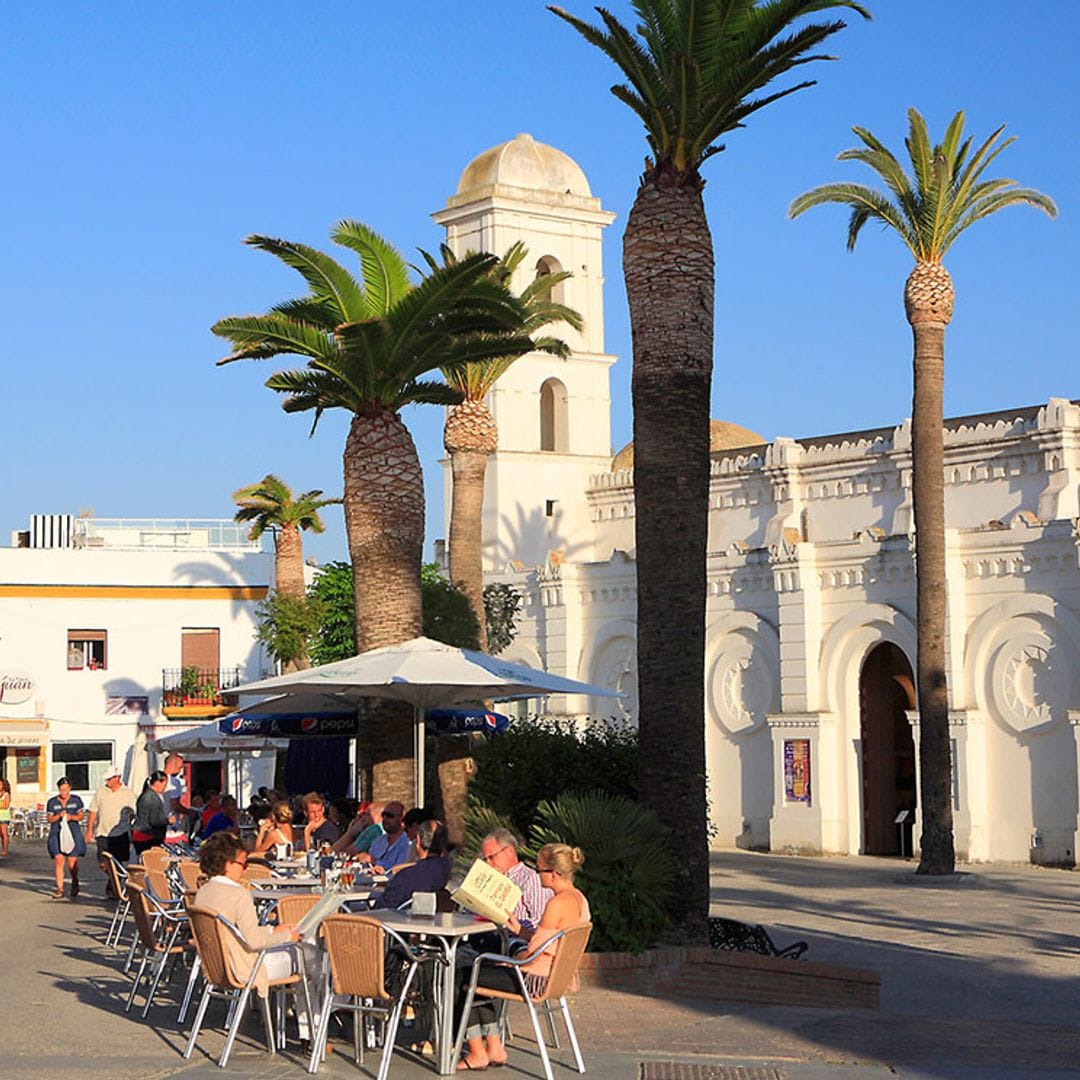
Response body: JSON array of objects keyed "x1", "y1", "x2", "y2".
[{"x1": 58, "y1": 815, "x2": 76, "y2": 855}]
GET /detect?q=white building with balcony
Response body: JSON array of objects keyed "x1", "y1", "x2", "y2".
[
  {"x1": 438, "y1": 135, "x2": 1080, "y2": 866},
  {"x1": 0, "y1": 515, "x2": 274, "y2": 805}
]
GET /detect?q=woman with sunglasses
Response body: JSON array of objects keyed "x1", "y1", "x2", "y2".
[{"x1": 457, "y1": 843, "x2": 589, "y2": 1071}]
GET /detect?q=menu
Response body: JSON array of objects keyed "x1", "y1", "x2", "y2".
[{"x1": 451, "y1": 859, "x2": 522, "y2": 925}]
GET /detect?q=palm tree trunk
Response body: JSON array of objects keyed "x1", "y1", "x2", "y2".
[
  {"x1": 344, "y1": 408, "x2": 425, "y2": 802},
  {"x1": 447, "y1": 446, "x2": 490, "y2": 652},
  {"x1": 625, "y1": 167, "x2": 713, "y2": 941},
  {"x1": 907, "y1": 263, "x2": 956, "y2": 875},
  {"x1": 274, "y1": 524, "x2": 309, "y2": 673}
]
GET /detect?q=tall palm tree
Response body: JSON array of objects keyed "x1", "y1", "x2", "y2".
[
  {"x1": 439, "y1": 242, "x2": 582, "y2": 650},
  {"x1": 790, "y1": 108, "x2": 1056, "y2": 874},
  {"x1": 232, "y1": 474, "x2": 339, "y2": 671},
  {"x1": 550, "y1": 0, "x2": 868, "y2": 937},
  {"x1": 214, "y1": 221, "x2": 533, "y2": 799}
]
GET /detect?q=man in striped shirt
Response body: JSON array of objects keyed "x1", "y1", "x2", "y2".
[{"x1": 480, "y1": 828, "x2": 551, "y2": 937}]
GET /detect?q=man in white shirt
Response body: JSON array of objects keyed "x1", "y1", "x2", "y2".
[
  {"x1": 480, "y1": 828, "x2": 552, "y2": 937},
  {"x1": 163, "y1": 753, "x2": 199, "y2": 840},
  {"x1": 86, "y1": 765, "x2": 135, "y2": 891}
]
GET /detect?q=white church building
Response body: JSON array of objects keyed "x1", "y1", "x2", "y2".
[{"x1": 437, "y1": 133, "x2": 1080, "y2": 867}]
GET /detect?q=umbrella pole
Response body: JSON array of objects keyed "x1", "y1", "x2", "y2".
[{"x1": 414, "y1": 703, "x2": 425, "y2": 807}]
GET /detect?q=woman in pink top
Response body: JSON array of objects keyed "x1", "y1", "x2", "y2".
[{"x1": 457, "y1": 843, "x2": 589, "y2": 1071}]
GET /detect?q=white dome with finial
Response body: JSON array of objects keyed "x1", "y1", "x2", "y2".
[{"x1": 456, "y1": 133, "x2": 592, "y2": 198}]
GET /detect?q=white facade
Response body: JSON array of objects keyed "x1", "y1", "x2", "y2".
[
  {"x1": 0, "y1": 516, "x2": 275, "y2": 805},
  {"x1": 439, "y1": 137, "x2": 1080, "y2": 866}
]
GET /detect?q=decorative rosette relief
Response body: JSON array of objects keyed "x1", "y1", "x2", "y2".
[{"x1": 708, "y1": 621, "x2": 780, "y2": 736}]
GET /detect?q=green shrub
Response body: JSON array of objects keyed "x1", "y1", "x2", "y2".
[
  {"x1": 527, "y1": 791, "x2": 675, "y2": 953},
  {"x1": 468, "y1": 715, "x2": 637, "y2": 838}
]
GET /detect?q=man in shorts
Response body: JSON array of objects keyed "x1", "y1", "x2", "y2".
[{"x1": 85, "y1": 765, "x2": 135, "y2": 895}]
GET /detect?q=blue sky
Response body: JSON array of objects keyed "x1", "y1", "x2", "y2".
[{"x1": 4, "y1": 2, "x2": 1075, "y2": 565}]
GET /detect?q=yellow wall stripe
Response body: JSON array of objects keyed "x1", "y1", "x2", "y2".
[{"x1": 0, "y1": 585, "x2": 268, "y2": 600}]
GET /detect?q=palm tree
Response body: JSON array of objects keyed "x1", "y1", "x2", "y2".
[
  {"x1": 214, "y1": 221, "x2": 533, "y2": 799},
  {"x1": 440, "y1": 242, "x2": 582, "y2": 650},
  {"x1": 550, "y1": 0, "x2": 868, "y2": 937},
  {"x1": 790, "y1": 108, "x2": 1056, "y2": 874},
  {"x1": 232, "y1": 474, "x2": 339, "y2": 671}
]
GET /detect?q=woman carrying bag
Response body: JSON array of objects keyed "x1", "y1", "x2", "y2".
[{"x1": 47, "y1": 776, "x2": 87, "y2": 899}]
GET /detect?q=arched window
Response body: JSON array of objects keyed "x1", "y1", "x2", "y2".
[
  {"x1": 534, "y1": 255, "x2": 564, "y2": 304},
  {"x1": 540, "y1": 378, "x2": 568, "y2": 452}
]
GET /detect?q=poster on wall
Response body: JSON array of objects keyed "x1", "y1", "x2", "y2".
[{"x1": 783, "y1": 738, "x2": 811, "y2": 804}]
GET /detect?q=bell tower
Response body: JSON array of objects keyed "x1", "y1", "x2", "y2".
[{"x1": 433, "y1": 133, "x2": 617, "y2": 571}]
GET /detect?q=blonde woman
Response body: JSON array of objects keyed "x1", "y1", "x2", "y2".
[
  {"x1": 253, "y1": 801, "x2": 295, "y2": 855},
  {"x1": 457, "y1": 843, "x2": 589, "y2": 1071}
]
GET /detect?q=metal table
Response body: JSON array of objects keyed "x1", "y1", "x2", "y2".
[{"x1": 361, "y1": 909, "x2": 496, "y2": 1076}]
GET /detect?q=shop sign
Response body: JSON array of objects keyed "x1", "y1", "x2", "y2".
[
  {"x1": 783, "y1": 738, "x2": 811, "y2": 804},
  {"x1": 15, "y1": 748, "x2": 39, "y2": 784},
  {"x1": 0, "y1": 671, "x2": 34, "y2": 705}
]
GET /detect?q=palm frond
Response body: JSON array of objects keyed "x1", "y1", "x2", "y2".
[
  {"x1": 212, "y1": 314, "x2": 335, "y2": 365},
  {"x1": 243, "y1": 235, "x2": 365, "y2": 322},
  {"x1": 331, "y1": 220, "x2": 413, "y2": 316},
  {"x1": 553, "y1": 1, "x2": 866, "y2": 174},
  {"x1": 791, "y1": 106, "x2": 1056, "y2": 265}
]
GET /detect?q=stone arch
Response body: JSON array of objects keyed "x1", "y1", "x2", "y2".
[
  {"x1": 539, "y1": 377, "x2": 569, "y2": 452},
  {"x1": 534, "y1": 254, "x2": 567, "y2": 307},
  {"x1": 578, "y1": 618, "x2": 637, "y2": 722},
  {"x1": 819, "y1": 603, "x2": 918, "y2": 718}
]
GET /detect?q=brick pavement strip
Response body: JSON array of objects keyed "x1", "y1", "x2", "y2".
[{"x1": 3, "y1": 839, "x2": 1080, "y2": 1078}]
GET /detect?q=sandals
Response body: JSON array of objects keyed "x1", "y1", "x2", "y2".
[
  {"x1": 50, "y1": 889, "x2": 64, "y2": 899},
  {"x1": 70, "y1": 878, "x2": 80, "y2": 898}
]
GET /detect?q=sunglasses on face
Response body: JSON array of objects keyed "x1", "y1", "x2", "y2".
[{"x1": 483, "y1": 845, "x2": 510, "y2": 863}]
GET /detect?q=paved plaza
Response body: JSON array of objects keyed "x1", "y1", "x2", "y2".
[{"x1": 1, "y1": 840, "x2": 1078, "y2": 1079}]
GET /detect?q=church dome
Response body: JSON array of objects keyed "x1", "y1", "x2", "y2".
[
  {"x1": 456, "y1": 133, "x2": 592, "y2": 198},
  {"x1": 611, "y1": 420, "x2": 766, "y2": 472}
]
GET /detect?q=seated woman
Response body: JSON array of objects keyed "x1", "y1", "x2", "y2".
[
  {"x1": 194, "y1": 833, "x2": 301, "y2": 997},
  {"x1": 252, "y1": 801, "x2": 296, "y2": 856},
  {"x1": 456, "y1": 843, "x2": 589, "y2": 1071}
]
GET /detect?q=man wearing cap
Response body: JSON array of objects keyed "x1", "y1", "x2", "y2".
[{"x1": 86, "y1": 766, "x2": 136, "y2": 890}]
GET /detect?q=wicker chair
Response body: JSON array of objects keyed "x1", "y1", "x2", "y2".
[
  {"x1": 306, "y1": 914, "x2": 425, "y2": 1079},
  {"x1": 122, "y1": 865, "x2": 147, "y2": 970},
  {"x1": 184, "y1": 906, "x2": 313, "y2": 1068},
  {"x1": 241, "y1": 861, "x2": 273, "y2": 882},
  {"x1": 271, "y1": 893, "x2": 322, "y2": 926},
  {"x1": 125, "y1": 882, "x2": 191, "y2": 1018},
  {"x1": 140, "y1": 846, "x2": 171, "y2": 873},
  {"x1": 453, "y1": 921, "x2": 592, "y2": 1080},
  {"x1": 100, "y1": 852, "x2": 130, "y2": 948},
  {"x1": 175, "y1": 859, "x2": 203, "y2": 893}
]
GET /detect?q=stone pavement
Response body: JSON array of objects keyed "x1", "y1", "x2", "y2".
[{"x1": 2, "y1": 837, "x2": 1079, "y2": 1079}]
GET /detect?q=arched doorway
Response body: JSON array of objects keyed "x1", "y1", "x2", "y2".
[{"x1": 859, "y1": 643, "x2": 917, "y2": 855}]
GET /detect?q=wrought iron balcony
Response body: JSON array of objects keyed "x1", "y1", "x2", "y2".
[{"x1": 161, "y1": 667, "x2": 242, "y2": 711}]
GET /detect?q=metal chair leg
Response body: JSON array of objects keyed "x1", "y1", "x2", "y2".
[
  {"x1": 261, "y1": 992, "x2": 277, "y2": 1055},
  {"x1": 219, "y1": 986, "x2": 253, "y2": 1068},
  {"x1": 178, "y1": 955, "x2": 201, "y2": 1024},
  {"x1": 183, "y1": 984, "x2": 215, "y2": 1060},
  {"x1": 543, "y1": 999, "x2": 561, "y2": 1049},
  {"x1": 556, "y1": 996, "x2": 586, "y2": 1072},
  {"x1": 522, "y1": 994, "x2": 555, "y2": 1080},
  {"x1": 125, "y1": 951, "x2": 148, "y2": 1012}
]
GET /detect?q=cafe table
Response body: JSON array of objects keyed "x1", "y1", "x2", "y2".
[{"x1": 360, "y1": 909, "x2": 496, "y2": 1076}]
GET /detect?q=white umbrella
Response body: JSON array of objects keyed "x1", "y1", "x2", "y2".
[
  {"x1": 232, "y1": 636, "x2": 618, "y2": 802},
  {"x1": 148, "y1": 719, "x2": 288, "y2": 754}
]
